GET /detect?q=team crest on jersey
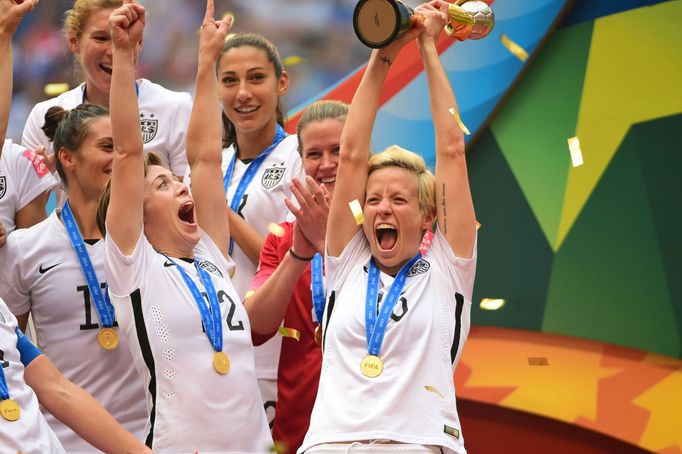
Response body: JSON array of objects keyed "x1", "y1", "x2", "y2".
[
  {"x1": 0, "y1": 176, "x2": 6, "y2": 200},
  {"x1": 261, "y1": 165, "x2": 285, "y2": 189},
  {"x1": 407, "y1": 259, "x2": 430, "y2": 277},
  {"x1": 140, "y1": 113, "x2": 158, "y2": 143},
  {"x1": 198, "y1": 260, "x2": 223, "y2": 278}
]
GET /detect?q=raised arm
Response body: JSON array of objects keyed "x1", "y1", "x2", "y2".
[
  {"x1": 106, "y1": 0, "x2": 145, "y2": 255},
  {"x1": 420, "y1": 0, "x2": 476, "y2": 258},
  {"x1": 326, "y1": 17, "x2": 424, "y2": 257},
  {"x1": 0, "y1": 0, "x2": 36, "y2": 143},
  {"x1": 186, "y1": 0, "x2": 232, "y2": 258}
]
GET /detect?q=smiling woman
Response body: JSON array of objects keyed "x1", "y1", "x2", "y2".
[
  {"x1": 188, "y1": 31, "x2": 307, "y2": 427},
  {"x1": 21, "y1": 0, "x2": 193, "y2": 180},
  {"x1": 0, "y1": 102, "x2": 149, "y2": 452}
]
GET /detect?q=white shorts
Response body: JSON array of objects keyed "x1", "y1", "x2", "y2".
[{"x1": 304, "y1": 443, "x2": 445, "y2": 453}]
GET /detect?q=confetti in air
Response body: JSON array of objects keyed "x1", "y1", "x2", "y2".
[
  {"x1": 268, "y1": 223, "x2": 285, "y2": 238},
  {"x1": 501, "y1": 34, "x2": 529, "y2": 62},
  {"x1": 44, "y1": 83, "x2": 70, "y2": 96},
  {"x1": 349, "y1": 199, "x2": 365, "y2": 225},
  {"x1": 278, "y1": 327, "x2": 301, "y2": 341},
  {"x1": 449, "y1": 108, "x2": 471, "y2": 135},
  {"x1": 480, "y1": 298, "x2": 506, "y2": 311},
  {"x1": 283, "y1": 55, "x2": 304, "y2": 66},
  {"x1": 567, "y1": 136, "x2": 584, "y2": 167},
  {"x1": 424, "y1": 385, "x2": 445, "y2": 398}
]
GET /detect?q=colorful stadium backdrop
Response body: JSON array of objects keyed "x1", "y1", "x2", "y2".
[{"x1": 288, "y1": 0, "x2": 682, "y2": 452}]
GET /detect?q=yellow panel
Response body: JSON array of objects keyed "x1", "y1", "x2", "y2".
[{"x1": 557, "y1": 1, "x2": 682, "y2": 248}]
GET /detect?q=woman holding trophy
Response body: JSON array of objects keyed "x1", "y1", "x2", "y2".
[{"x1": 299, "y1": 1, "x2": 478, "y2": 453}]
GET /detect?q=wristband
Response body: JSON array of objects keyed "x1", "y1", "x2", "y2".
[{"x1": 289, "y1": 248, "x2": 315, "y2": 262}]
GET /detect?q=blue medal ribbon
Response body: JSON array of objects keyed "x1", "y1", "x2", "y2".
[
  {"x1": 62, "y1": 202, "x2": 115, "y2": 328},
  {"x1": 165, "y1": 258, "x2": 223, "y2": 353},
  {"x1": 310, "y1": 253, "x2": 325, "y2": 324},
  {"x1": 365, "y1": 253, "x2": 422, "y2": 356},
  {"x1": 223, "y1": 124, "x2": 287, "y2": 255}
]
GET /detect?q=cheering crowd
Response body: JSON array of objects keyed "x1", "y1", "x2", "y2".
[{"x1": 0, "y1": 0, "x2": 477, "y2": 453}]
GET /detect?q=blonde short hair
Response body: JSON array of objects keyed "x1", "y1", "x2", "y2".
[{"x1": 368, "y1": 145, "x2": 436, "y2": 217}]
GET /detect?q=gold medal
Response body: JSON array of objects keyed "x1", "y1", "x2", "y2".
[
  {"x1": 314, "y1": 325, "x2": 322, "y2": 346},
  {"x1": 360, "y1": 354, "x2": 383, "y2": 378},
  {"x1": 0, "y1": 399, "x2": 21, "y2": 421},
  {"x1": 97, "y1": 327, "x2": 119, "y2": 350},
  {"x1": 213, "y1": 351, "x2": 230, "y2": 375}
]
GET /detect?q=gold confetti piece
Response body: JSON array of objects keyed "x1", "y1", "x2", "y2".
[
  {"x1": 528, "y1": 357, "x2": 549, "y2": 366},
  {"x1": 225, "y1": 32, "x2": 237, "y2": 42},
  {"x1": 283, "y1": 55, "x2": 304, "y2": 66},
  {"x1": 480, "y1": 298, "x2": 506, "y2": 311},
  {"x1": 424, "y1": 385, "x2": 444, "y2": 398},
  {"x1": 229, "y1": 265, "x2": 236, "y2": 278},
  {"x1": 269, "y1": 441, "x2": 288, "y2": 454},
  {"x1": 349, "y1": 199, "x2": 364, "y2": 225},
  {"x1": 501, "y1": 34, "x2": 529, "y2": 62},
  {"x1": 448, "y1": 108, "x2": 471, "y2": 136},
  {"x1": 244, "y1": 290, "x2": 255, "y2": 299},
  {"x1": 278, "y1": 326, "x2": 300, "y2": 341},
  {"x1": 268, "y1": 223, "x2": 285, "y2": 238},
  {"x1": 44, "y1": 83, "x2": 70, "y2": 97},
  {"x1": 475, "y1": 220, "x2": 481, "y2": 231},
  {"x1": 567, "y1": 136, "x2": 584, "y2": 167}
]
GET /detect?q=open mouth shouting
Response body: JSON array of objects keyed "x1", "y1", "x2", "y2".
[
  {"x1": 99, "y1": 63, "x2": 112, "y2": 75},
  {"x1": 178, "y1": 201, "x2": 196, "y2": 226},
  {"x1": 376, "y1": 223, "x2": 398, "y2": 251}
]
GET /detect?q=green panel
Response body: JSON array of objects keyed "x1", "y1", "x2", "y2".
[
  {"x1": 543, "y1": 121, "x2": 679, "y2": 358},
  {"x1": 468, "y1": 129, "x2": 554, "y2": 331},
  {"x1": 634, "y1": 114, "x2": 682, "y2": 357},
  {"x1": 490, "y1": 20, "x2": 594, "y2": 251}
]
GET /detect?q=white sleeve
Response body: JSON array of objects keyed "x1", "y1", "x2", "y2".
[
  {"x1": 21, "y1": 102, "x2": 51, "y2": 154},
  {"x1": 0, "y1": 235, "x2": 31, "y2": 316},
  {"x1": 11, "y1": 145, "x2": 57, "y2": 210},
  {"x1": 104, "y1": 231, "x2": 154, "y2": 297},
  {"x1": 428, "y1": 228, "x2": 477, "y2": 302},
  {"x1": 194, "y1": 228, "x2": 235, "y2": 278},
  {"x1": 166, "y1": 92, "x2": 193, "y2": 178},
  {"x1": 325, "y1": 229, "x2": 371, "y2": 293}
]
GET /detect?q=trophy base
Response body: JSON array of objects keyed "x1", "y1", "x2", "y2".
[{"x1": 353, "y1": 0, "x2": 414, "y2": 49}]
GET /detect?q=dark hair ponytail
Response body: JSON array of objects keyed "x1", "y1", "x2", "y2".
[
  {"x1": 217, "y1": 33, "x2": 287, "y2": 149},
  {"x1": 42, "y1": 103, "x2": 109, "y2": 186}
]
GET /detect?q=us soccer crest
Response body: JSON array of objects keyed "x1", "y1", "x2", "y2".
[
  {"x1": 261, "y1": 165, "x2": 285, "y2": 189},
  {"x1": 140, "y1": 113, "x2": 158, "y2": 143},
  {"x1": 0, "y1": 176, "x2": 6, "y2": 200},
  {"x1": 198, "y1": 260, "x2": 223, "y2": 278},
  {"x1": 407, "y1": 259, "x2": 430, "y2": 277}
]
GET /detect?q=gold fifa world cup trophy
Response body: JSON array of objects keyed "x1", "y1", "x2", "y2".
[{"x1": 353, "y1": 0, "x2": 495, "y2": 48}]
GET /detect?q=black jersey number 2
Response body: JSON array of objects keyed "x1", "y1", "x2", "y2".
[{"x1": 200, "y1": 290, "x2": 245, "y2": 332}]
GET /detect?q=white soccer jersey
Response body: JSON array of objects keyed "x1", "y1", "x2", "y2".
[
  {"x1": 0, "y1": 139, "x2": 57, "y2": 233},
  {"x1": 299, "y1": 230, "x2": 476, "y2": 454},
  {"x1": 105, "y1": 229, "x2": 272, "y2": 452},
  {"x1": 186, "y1": 134, "x2": 306, "y2": 380},
  {"x1": 0, "y1": 211, "x2": 146, "y2": 452},
  {"x1": 0, "y1": 299, "x2": 66, "y2": 454},
  {"x1": 22, "y1": 79, "x2": 192, "y2": 177}
]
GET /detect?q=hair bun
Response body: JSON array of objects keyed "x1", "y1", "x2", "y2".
[{"x1": 42, "y1": 106, "x2": 70, "y2": 143}]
